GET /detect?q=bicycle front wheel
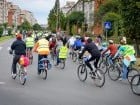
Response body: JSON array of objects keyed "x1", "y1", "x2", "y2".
[
  {"x1": 108, "y1": 65, "x2": 120, "y2": 81},
  {"x1": 40, "y1": 69, "x2": 47, "y2": 80},
  {"x1": 19, "y1": 68, "x2": 27, "y2": 85},
  {"x1": 127, "y1": 68, "x2": 139, "y2": 83},
  {"x1": 77, "y1": 65, "x2": 87, "y2": 82},
  {"x1": 99, "y1": 60, "x2": 107, "y2": 74},
  {"x1": 130, "y1": 74, "x2": 140, "y2": 96},
  {"x1": 93, "y1": 69, "x2": 105, "y2": 87}
]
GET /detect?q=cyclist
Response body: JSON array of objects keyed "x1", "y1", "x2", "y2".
[
  {"x1": 25, "y1": 32, "x2": 34, "y2": 59},
  {"x1": 102, "y1": 40, "x2": 117, "y2": 64},
  {"x1": 79, "y1": 38, "x2": 101, "y2": 75},
  {"x1": 73, "y1": 36, "x2": 83, "y2": 51},
  {"x1": 10, "y1": 33, "x2": 26, "y2": 78},
  {"x1": 32, "y1": 35, "x2": 50, "y2": 74},
  {"x1": 113, "y1": 37, "x2": 136, "y2": 80},
  {"x1": 55, "y1": 36, "x2": 63, "y2": 66}
]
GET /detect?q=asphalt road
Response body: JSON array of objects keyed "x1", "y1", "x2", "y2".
[{"x1": 0, "y1": 39, "x2": 140, "y2": 105}]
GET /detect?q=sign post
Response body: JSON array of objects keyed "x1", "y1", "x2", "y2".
[{"x1": 104, "y1": 22, "x2": 111, "y2": 42}]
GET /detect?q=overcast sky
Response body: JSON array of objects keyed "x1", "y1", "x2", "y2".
[{"x1": 7, "y1": 0, "x2": 77, "y2": 24}]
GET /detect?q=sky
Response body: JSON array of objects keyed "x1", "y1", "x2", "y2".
[{"x1": 7, "y1": 0, "x2": 77, "y2": 24}]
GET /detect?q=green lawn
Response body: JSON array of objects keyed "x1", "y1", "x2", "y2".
[{"x1": 0, "y1": 35, "x2": 13, "y2": 43}]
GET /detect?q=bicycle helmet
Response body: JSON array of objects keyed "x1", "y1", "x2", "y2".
[{"x1": 109, "y1": 40, "x2": 114, "y2": 44}]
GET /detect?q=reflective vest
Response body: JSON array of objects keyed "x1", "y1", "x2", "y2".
[
  {"x1": 59, "y1": 46, "x2": 68, "y2": 58},
  {"x1": 119, "y1": 45, "x2": 135, "y2": 57},
  {"x1": 37, "y1": 39, "x2": 50, "y2": 55},
  {"x1": 26, "y1": 37, "x2": 34, "y2": 47}
]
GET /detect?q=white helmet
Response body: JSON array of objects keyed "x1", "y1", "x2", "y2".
[{"x1": 109, "y1": 40, "x2": 114, "y2": 44}]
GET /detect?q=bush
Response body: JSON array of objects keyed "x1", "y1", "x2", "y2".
[
  {"x1": 8, "y1": 28, "x2": 12, "y2": 35},
  {"x1": 0, "y1": 27, "x2": 3, "y2": 37}
]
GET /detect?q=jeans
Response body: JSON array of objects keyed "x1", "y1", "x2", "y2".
[
  {"x1": 121, "y1": 63, "x2": 128, "y2": 79},
  {"x1": 12, "y1": 55, "x2": 21, "y2": 74},
  {"x1": 38, "y1": 55, "x2": 47, "y2": 73}
]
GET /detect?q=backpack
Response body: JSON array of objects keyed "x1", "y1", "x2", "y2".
[{"x1": 19, "y1": 55, "x2": 30, "y2": 67}]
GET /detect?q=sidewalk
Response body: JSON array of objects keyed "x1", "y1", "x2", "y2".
[{"x1": 135, "y1": 58, "x2": 140, "y2": 70}]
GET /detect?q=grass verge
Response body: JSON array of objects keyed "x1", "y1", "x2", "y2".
[{"x1": 0, "y1": 35, "x2": 13, "y2": 43}]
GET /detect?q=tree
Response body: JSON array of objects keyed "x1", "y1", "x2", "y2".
[
  {"x1": 33, "y1": 23, "x2": 42, "y2": 30},
  {"x1": 19, "y1": 21, "x2": 32, "y2": 31},
  {"x1": 119, "y1": 0, "x2": 140, "y2": 56},
  {"x1": 0, "y1": 26, "x2": 3, "y2": 37},
  {"x1": 67, "y1": 11, "x2": 84, "y2": 34}
]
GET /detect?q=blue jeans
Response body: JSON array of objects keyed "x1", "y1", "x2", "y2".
[
  {"x1": 121, "y1": 63, "x2": 128, "y2": 79},
  {"x1": 38, "y1": 55, "x2": 47, "y2": 73}
]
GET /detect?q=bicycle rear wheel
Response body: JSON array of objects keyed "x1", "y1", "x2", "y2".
[
  {"x1": 108, "y1": 65, "x2": 120, "y2": 81},
  {"x1": 93, "y1": 69, "x2": 105, "y2": 87},
  {"x1": 60, "y1": 59, "x2": 65, "y2": 69},
  {"x1": 40, "y1": 69, "x2": 47, "y2": 80},
  {"x1": 77, "y1": 65, "x2": 87, "y2": 82},
  {"x1": 19, "y1": 67, "x2": 27, "y2": 85},
  {"x1": 127, "y1": 68, "x2": 139, "y2": 83},
  {"x1": 130, "y1": 74, "x2": 140, "y2": 96}
]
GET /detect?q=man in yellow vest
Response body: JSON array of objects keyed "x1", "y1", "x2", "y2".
[
  {"x1": 32, "y1": 35, "x2": 50, "y2": 74},
  {"x1": 25, "y1": 32, "x2": 34, "y2": 58}
]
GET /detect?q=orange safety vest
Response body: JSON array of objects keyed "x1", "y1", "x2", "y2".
[{"x1": 37, "y1": 39, "x2": 50, "y2": 55}]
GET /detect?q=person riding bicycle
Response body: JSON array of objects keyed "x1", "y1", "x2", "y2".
[
  {"x1": 79, "y1": 38, "x2": 101, "y2": 75},
  {"x1": 10, "y1": 33, "x2": 26, "y2": 78},
  {"x1": 113, "y1": 37, "x2": 136, "y2": 80},
  {"x1": 25, "y1": 32, "x2": 34, "y2": 58},
  {"x1": 32, "y1": 35, "x2": 50, "y2": 74},
  {"x1": 102, "y1": 40, "x2": 118, "y2": 64},
  {"x1": 73, "y1": 36, "x2": 83, "y2": 51}
]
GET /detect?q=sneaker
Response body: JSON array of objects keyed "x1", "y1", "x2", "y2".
[
  {"x1": 119, "y1": 77, "x2": 123, "y2": 81},
  {"x1": 12, "y1": 73, "x2": 17, "y2": 79},
  {"x1": 89, "y1": 71, "x2": 96, "y2": 79}
]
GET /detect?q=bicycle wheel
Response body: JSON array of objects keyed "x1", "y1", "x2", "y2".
[
  {"x1": 130, "y1": 74, "x2": 140, "y2": 96},
  {"x1": 127, "y1": 68, "x2": 139, "y2": 83},
  {"x1": 60, "y1": 59, "x2": 65, "y2": 69},
  {"x1": 77, "y1": 65, "x2": 87, "y2": 82},
  {"x1": 19, "y1": 67, "x2": 27, "y2": 85},
  {"x1": 93, "y1": 69, "x2": 105, "y2": 87},
  {"x1": 108, "y1": 65, "x2": 120, "y2": 81},
  {"x1": 40, "y1": 69, "x2": 47, "y2": 80},
  {"x1": 99, "y1": 60, "x2": 107, "y2": 74},
  {"x1": 73, "y1": 53, "x2": 77, "y2": 62}
]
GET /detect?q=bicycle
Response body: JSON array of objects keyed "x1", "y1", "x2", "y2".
[
  {"x1": 38, "y1": 57, "x2": 51, "y2": 80},
  {"x1": 26, "y1": 48, "x2": 33, "y2": 64},
  {"x1": 108, "y1": 60, "x2": 139, "y2": 83},
  {"x1": 11, "y1": 63, "x2": 27, "y2": 85},
  {"x1": 77, "y1": 56, "x2": 105, "y2": 87},
  {"x1": 130, "y1": 74, "x2": 140, "y2": 96}
]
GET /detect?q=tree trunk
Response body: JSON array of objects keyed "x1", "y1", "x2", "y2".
[{"x1": 134, "y1": 38, "x2": 140, "y2": 57}]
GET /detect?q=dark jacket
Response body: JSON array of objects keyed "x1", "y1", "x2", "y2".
[
  {"x1": 80, "y1": 42, "x2": 101, "y2": 57},
  {"x1": 11, "y1": 39, "x2": 26, "y2": 55}
]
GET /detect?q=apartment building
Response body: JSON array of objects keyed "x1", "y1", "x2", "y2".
[
  {"x1": 0, "y1": 0, "x2": 7, "y2": 24},
  {"x1": 61, "y1": 1, "x2": 75, "y2": 16},
  {"x1": 66, "y1": 0, "x2": 94, "y2": 33}
]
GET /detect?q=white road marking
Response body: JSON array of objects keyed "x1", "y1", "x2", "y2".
[
  {"x1": 0, "y1": 82, "x2": 5, "y2": 85},
  {"x1": 0, "y1": 46, "x2": 2, "y2": 50}
]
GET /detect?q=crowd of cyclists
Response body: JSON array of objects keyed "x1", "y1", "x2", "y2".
[{"x1": 9, "y1": 30, "x2": 140, "y2": 95}]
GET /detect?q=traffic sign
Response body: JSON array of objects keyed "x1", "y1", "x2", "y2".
[{"x1": 104, "y1": 22, "x2": 111, "y2": 29}]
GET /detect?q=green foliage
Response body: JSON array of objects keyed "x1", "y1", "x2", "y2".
[
  {"x1": 67, "y1": 11, "x2": 84, "y2": 26},
  {"x1": 33, "y1": 23, "x2": 42, "y2": 30},
  {"x1": 8, "y1": 28, "x2": 12, "y2": 35},
  {"x1": 19, "y1": 21, "x2": 32, "y2": 31},
  {"x1": 0, "y1": 27, "x2": 3, "y2": 37}
]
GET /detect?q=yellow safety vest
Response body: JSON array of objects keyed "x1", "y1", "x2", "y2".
[
  {"x1": 37, "y1": 39, "x2": 50, "y2": 55},
  {"x1": 59, "y1": 46, "x2": 68, "y2": 58},
  {"x1": 26, "y1": 37, "x2": 34, "y2": 47}
]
